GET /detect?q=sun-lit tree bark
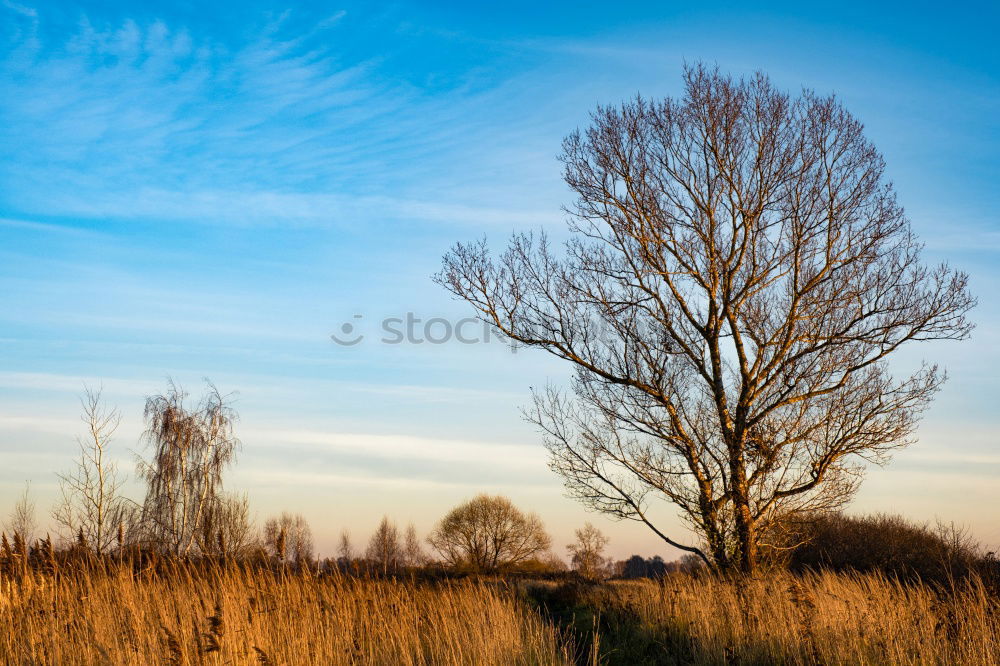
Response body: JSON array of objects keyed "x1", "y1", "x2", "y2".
[{"x1": 436, "y1": 64, "x2": 975, "y2": 574}]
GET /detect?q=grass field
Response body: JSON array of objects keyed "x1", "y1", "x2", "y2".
[
  {"x1": 0, "y1": 564, "x2": 571, "y2": 665},
  {"x1": 530, "y1": 572, "x2": 1000, "y2": 665},
  {"x1": 1, "y1": 563, "x2": 998, "y2": 665}
]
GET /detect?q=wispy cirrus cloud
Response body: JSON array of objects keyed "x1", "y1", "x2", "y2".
[
  {"x1": 0, "y1": 10, "x2": 568, "y2": 228},
  {"x1": 34, "y1": 188, "x2": 560, "y2": 227},
  {"x1": 0, "y1": 216, "x2": 106, "y2": 235}
]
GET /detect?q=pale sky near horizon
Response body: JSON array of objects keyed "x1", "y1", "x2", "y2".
[{"x1": 1, "y1": 0, "x2": 998, "y2": 559}]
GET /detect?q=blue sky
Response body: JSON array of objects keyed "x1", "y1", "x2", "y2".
[{"x1": 1, "y1": 0, "x2": 998, "y2": 558}]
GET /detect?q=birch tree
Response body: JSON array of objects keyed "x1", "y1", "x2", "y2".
[
  {"x1": 52, "y1": 387, "x2": 134, "y2": 554},
  {"x1": 366, "y1": 516, "x2": 401, "y2": 573},
  {"x1": 137, "y1": 381, "x2": 239, "y2": 556}
]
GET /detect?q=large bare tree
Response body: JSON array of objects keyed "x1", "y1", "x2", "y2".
[
  {"x1": 436, "y1": 65, "x2": 974, "y2": 574},
  {"x1": 137, "y1": 381, "x2": 240, "y2": 556}
]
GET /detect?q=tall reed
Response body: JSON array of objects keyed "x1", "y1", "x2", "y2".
[{"x1": 0, "y1": 563, "x2": 572, "y2": 665}]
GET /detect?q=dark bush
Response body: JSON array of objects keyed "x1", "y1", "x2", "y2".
[{"x1": 786, "y1": 513, "x2": 985, "y2": 587}]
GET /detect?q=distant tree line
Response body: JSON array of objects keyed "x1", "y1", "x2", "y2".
[
  {"x1": 2, "y1": 380, "x2": 996, "y2": 591},
  {"x1": 0, "y1": 382, "x2": 636, "y2": 579}
]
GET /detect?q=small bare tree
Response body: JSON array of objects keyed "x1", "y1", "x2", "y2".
[
  {"x1": 5, "y1": 482, "x2": 36, "y2": 544},
  {"x1": 263, "y1": 512, "x2": 314, "y2": 563},
  {"x1": 427, "y1": 494, "x2": 551, "y2": 572},
  {"x1": 337, "y1": 529, "x2": 354, "y2": 563},
  {"x1": 52, "y1": 387, "x2": 135, "y2": 554},
  {"x1": 366, "y1": 516, "x2": 401, "y2": 573},
  {"x1": 402, "y1": 523, "x2": 426, "y2": 567},
  {"x1": 567, "y1": 522, "x2": 610, "y2": 579},
  {"x1": 137, "y1": 381, "x2": 240, "y2": 556},
  {"x1": 199, "y1": 492, "x2": 256, "y2": 558},
  {"x1": 437, "y1": 64, "x2": 975, "y2": 574}
]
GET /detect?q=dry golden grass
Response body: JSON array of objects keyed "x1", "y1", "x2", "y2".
[
  {"x1": 3, "y1": 563, "x2": 998, "y2": 665},
  {"x1": 555, "y1": 571, "x2": 1000, "y2": 665},
  {"x1": 0, "y1": 565, "x2": 572, "y2": 665}
]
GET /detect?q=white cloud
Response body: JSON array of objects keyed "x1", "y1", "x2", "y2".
[
  {"x1": 0, "y1": 217, "x2": 103, "y2": 236},
  {"x1": 904, "y1": 450, "x2": 1000, "y2": 466},
  {"x1": 237, "y1": 467, "x2": 548, "y2": 492},
  {"x1": 0, "y1": 372, "x2": 157, "y2": 396},
  {"x1": 36, "y1": 188, "x2": 560, "y2": 228},
  {"x1": 1, "y1": 0, "x2": 36, "y2": 18},
  {"x1": 0, "y1": 414, "x2": 79, "y2": 436},
  {"x1": 249, "y1": 427, "x2": 544, "y2": 468}
]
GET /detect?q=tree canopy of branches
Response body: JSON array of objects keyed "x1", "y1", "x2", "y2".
[
  {"x1": 137, "y1": 381, "x2": 240, "y2": 556},
  {"x1": 436, "y1": 64, "x2": 975, "y2": 574},
  {"x1": 427, "y1": 494, "x2": 551, "y2": 572},
  {"x1": 52, "y1": 387, "x2": 135, "y2": 554}
]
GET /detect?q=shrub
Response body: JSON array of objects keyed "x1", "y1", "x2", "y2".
[{"x1": 785, "y1": 512, "x2": 984, "y2": 586}]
